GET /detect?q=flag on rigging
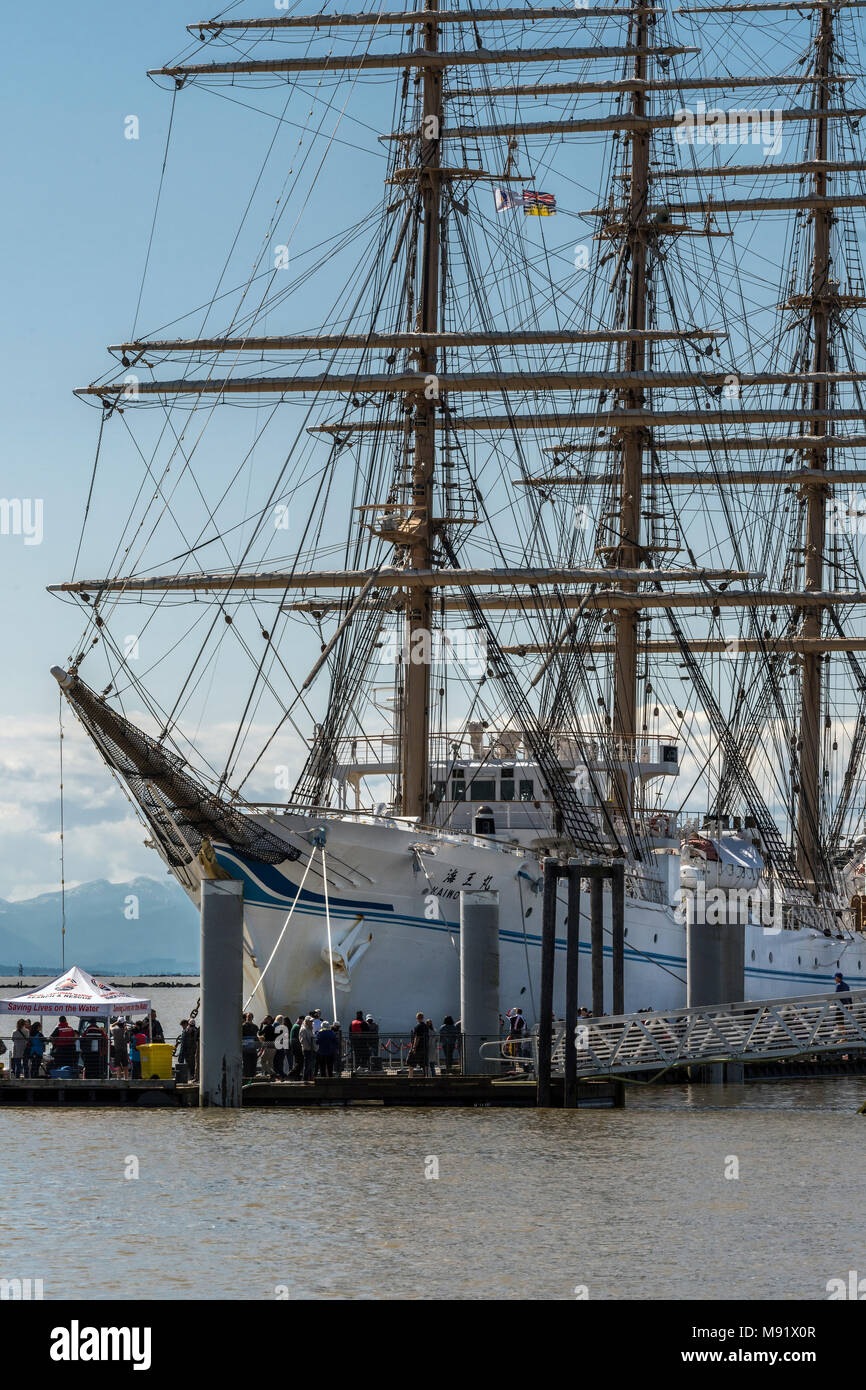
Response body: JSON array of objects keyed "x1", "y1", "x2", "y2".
[
  {"x1": 523, "y1": 190, "x2": 556, "y2": 216},
  {"x1": 493, "y1": 187, "x2": 518, "y2": 211}
]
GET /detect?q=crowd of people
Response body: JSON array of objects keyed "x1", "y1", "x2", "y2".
[
  {"x1": 1, "y1": 1010, "x2": 166, "y2": 1079},
  {"x1": 234, "y1": 1006, "x2": 531, "y2": 1081},
  {"x1": 231, "y1": 1008, "x2": 467, "y2": 1081},
  {"x1": 242, "y1": 1009, "x2": 347, "y2": 1082},
  {"x1": 2, "y1": 1002, "x2": 538, "y2": 1082}
]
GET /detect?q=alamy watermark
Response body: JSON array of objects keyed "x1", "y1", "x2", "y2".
[
  {"x1": 50, "y1": 1322, "x2": 151, "y2": 1370},
  {"x1": 827, "y1": 491, "x2": 866, "y2": 535},
  {"x1": 673, "y1": 884, "x2": 782, "y2": 933},
  {"x1": 0, "y1": 1277, "x2": 43, "y2": 1300},
  {"x1": 674, "y1": 104, "x2": 783, "y2": 157},
  {"x1": 827, "y1": 1270, "x2": 866, "y2": 1299},
  {"x1": 379, "y1": 627, "x2": 487, "y2": 677},
  {"x1": 0, "y1": 498, "x2": 43, "y2": 545}
]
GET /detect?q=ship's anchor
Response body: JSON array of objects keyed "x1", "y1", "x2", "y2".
[{"x1": 321, "y1": 915, "x2": 373, "y2": 992}]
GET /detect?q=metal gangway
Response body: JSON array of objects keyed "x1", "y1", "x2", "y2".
[{"x1": 551, "y1": 989, "x2": 866, "y2": 1078}]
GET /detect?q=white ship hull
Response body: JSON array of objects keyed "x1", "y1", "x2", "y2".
[{"x1": 182, "y1": 813, "x2": 866, "y2": 1030}]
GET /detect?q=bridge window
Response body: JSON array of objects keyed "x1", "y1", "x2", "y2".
[
  {"x1": 470, "y1": 779, "x2": 496, "y2": 801},
  {"x1": 451, "y1": 780, "x2": 466, "y2": 801},
  {"x1": 518, "y1": 779, "x2": 535, "y2": 801},
  {"x1": 500, "y1": 769, "x2": 514, "y2": 801}
]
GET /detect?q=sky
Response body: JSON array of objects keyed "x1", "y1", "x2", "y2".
[
  {"x1": 0, "y1": 2, "x2": 392, "y2": 899},
  {"x1": 2, "y1": 2, "x2": 861, "y2": 902},
  {"x1": 0, "y1": 5, "x2": 202, "y2": 897}
]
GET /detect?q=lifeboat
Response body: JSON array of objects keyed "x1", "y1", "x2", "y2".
[{"x1": 680, "y1": 833, "x2": 763, "y2": 892}]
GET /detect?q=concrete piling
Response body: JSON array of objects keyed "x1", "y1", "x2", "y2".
[
  {"x1": 536, "y1": 863, "x2": 558, "y2": 1107},
  {"x1": 563, "y1": 870, "x2": 581, "y2": 1108},
  {"x1": 459, "y1": 889, "x2": 500, "y2": 1075},
  {"x1": 199, "y1": 878, "x2": 244, "y2": 1108},
  {"x1": 686, "y1": 897, "x2": 738, "y2": 1084},
  {"x1": 590, "y1": 874, "x2": 604, "y2": 1017},
  {"x1": 611, "y1": 862, "x2": 625, "y2": 1016}
]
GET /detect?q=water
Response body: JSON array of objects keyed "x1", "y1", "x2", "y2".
[{"x1": 1, "y1": 1078, "x2": 864, "y2": 1300}]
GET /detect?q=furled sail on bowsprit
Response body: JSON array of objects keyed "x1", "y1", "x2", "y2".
[{"x1": 51, "y1": 668, "x2": 298, "y2": 870}]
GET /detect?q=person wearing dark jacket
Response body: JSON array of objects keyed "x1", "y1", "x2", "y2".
[
  {"x1": 111, "y1": 1018, "x2": 129, "y2": 1079},
  {"x1": 27, "y1": 1022, "x2": 46, "y2": 1078},
  {"x1": 408, "y1": 1012, "x2": 429, "y2": 1077},
  {"x1": 273, "y1": 1015, "x2": 289, "y2": 1080},
  {"x1": 258, "y1": 1015, "x2": 277, "y2": 1078},
  {"x1": 242, "y1": 1013, "x2": 259, "y2": 1078},
  {"x1": 835, "y1": 971, "x2": 852, "y2": 1015},
  {"x1": 180, "y1": 1018, "x2": 198, "y2": 1079},
  {"x1": 149, "y1": 1011, "x2": 165, "y2": 1044},
  {"x1": 288, "y1": 1016, "x2": 304, "y2": 1079},
  {"x1": 81, "y1": 1020, "x2": 107, "y2": 1079},
  {"x1": 315, "y1": 1022, "x2": 339, "y2": 1078},
  {"x1": 364, "y1": 1014, "x2": 381, "y2": 1071},
  {"x1": 439, "y1": 1016, "x2": 459, "y2": 1073}
]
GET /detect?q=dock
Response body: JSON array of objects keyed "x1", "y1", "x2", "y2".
[{"x1": 0, "y1": 1075, "x2": 624, "y2": 1108}]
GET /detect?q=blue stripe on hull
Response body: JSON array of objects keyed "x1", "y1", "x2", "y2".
[
  {"x1": 215, "y1": 847, "x2": 395, "y2": 914},
  {"x1": 219, "y1": 846, "x2": 857, "y2": 992}
]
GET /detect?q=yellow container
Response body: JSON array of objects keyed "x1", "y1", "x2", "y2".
[{"x1": 139, "y1": 1042, "x2": 174, "y2": 1080}]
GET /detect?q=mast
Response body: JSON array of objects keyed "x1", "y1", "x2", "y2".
[
  {"x1": 401, "y1": 0, "x2": 442, "y2": 819},
  {"x1": 611, "y1": 0, "x2": 651, "y2": 816},
  {"x1": 58, "y1": 2, "x2": 866, "y2": 874},
  {"x1": 797, "y1": 2, "x2": 834, "y2": 890}
]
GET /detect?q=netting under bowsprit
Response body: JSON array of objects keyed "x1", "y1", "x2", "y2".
[{"x1": 56, "y1": 670, "x2": 298, "y2": 869}]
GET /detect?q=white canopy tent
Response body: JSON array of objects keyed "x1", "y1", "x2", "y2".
[
  {"x1": 2, "y1": 966, "x2": 151, "y2": 1079},
  {"x1": 1, "y1": 965, "x2": 150, "y2": 1016}
]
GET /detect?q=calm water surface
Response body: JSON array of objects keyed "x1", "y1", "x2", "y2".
[{"x1": 1, "y1": 1078, "x2": 864, "y2": 1300}]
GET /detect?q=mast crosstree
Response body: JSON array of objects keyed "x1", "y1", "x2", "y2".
[{"x1": 52, "y1": 0, "x2": 866, "y2": 898}]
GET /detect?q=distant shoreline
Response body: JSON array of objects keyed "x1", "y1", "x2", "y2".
[{"x1": 0, "y1": 976, "x2": 200, "y2": 987}]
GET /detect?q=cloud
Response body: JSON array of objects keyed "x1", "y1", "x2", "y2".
[
  {"x1": 0, "y1": 709, "x2": 308, "y2": 902},
  {"x1": 0, "y1": 713, "x2": 164, "y2": 900}
]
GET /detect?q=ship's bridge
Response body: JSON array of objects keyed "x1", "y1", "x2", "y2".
[{"x1": 331, "y1": 728, "x2": 680, "y2": 848}]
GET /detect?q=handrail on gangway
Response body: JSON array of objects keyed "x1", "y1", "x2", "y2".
[{"x1": 550, "y1": 989, "x2": 866, "y2": 1078}]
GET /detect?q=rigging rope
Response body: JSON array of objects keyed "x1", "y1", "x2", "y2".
[
  {"x1": 321, "y1": 846, "x2": 339, "y2": 1025},
  {"x1": 131, "y1": 85, "x2": 178, "y2": 339},
  {"x1": 243, "y1": 847, "x2": 315, "y2": 1010},
  {"x1": 58, "y1": 692, "x2": 67, "y2": 972}
]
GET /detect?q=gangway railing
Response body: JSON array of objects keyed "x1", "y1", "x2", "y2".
[{"x1": 551, "y1": 989, "x2": 866, "y2": 1077}]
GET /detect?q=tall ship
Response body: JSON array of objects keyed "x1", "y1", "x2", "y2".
[{"x1": 51, "y1": 0, "x2": 866, "y2": 1027}]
